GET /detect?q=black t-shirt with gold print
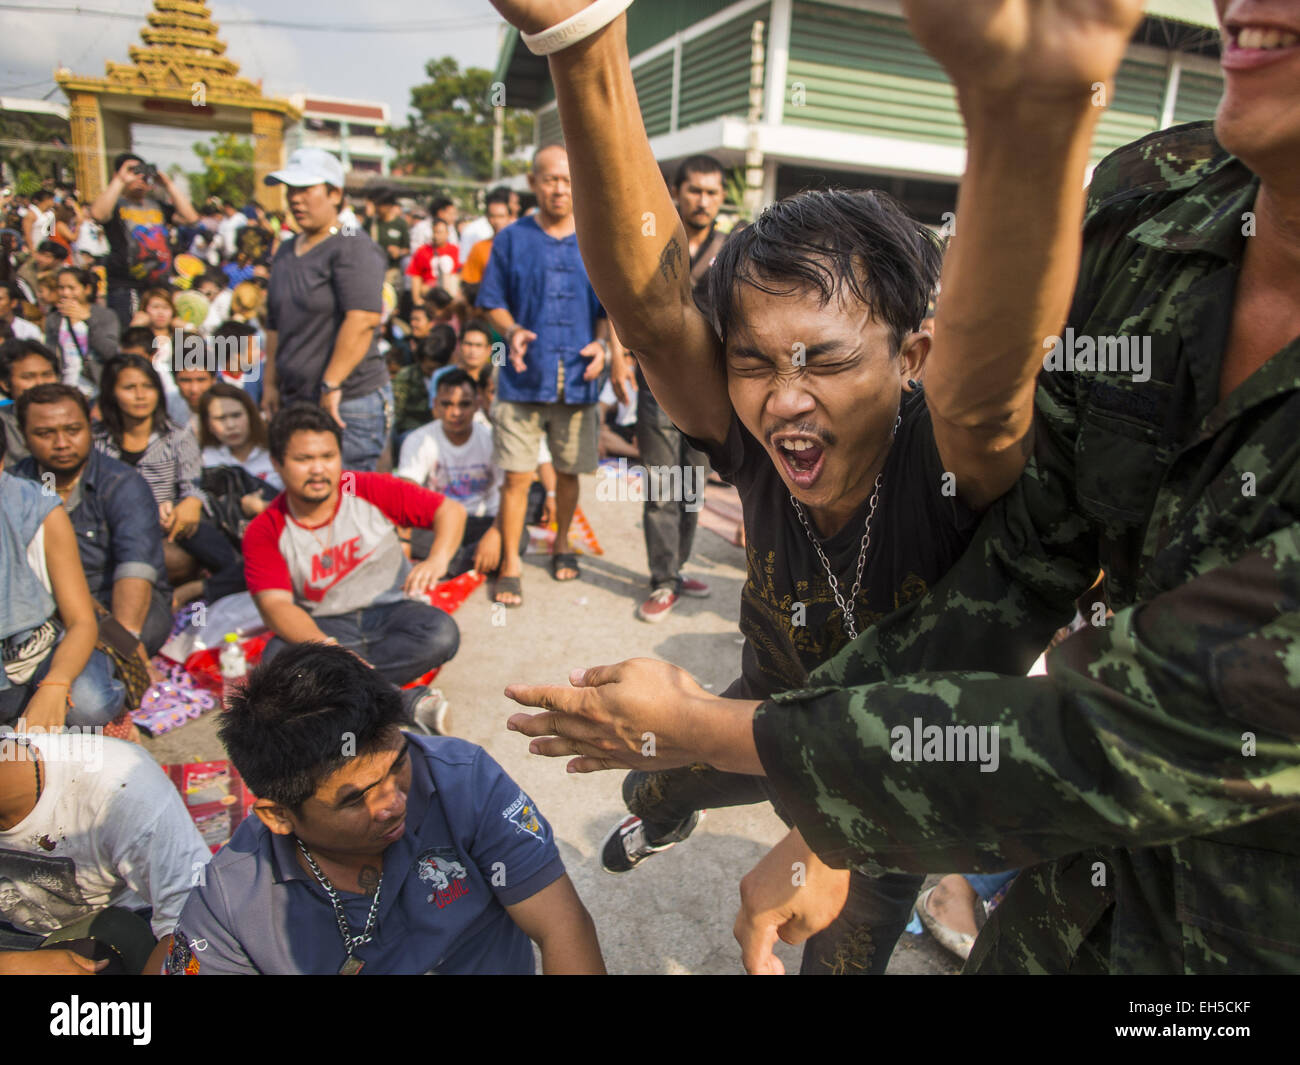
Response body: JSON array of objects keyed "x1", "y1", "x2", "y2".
[{"x1": 689, "y1": 388, "x2": 980, "y2": 700}]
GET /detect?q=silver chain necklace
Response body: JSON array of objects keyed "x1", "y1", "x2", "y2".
[
  {"x1": 791, "y1": 475, "x2": 882, "y2": 641},
  {"x1": 788, "y1": 412, "x2": 899, "y2": 642},
  {"x1": 296, "y1": 837, "x2": 383, "y2": 975}
]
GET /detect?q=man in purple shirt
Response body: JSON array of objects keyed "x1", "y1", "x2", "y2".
[{"x1": 477, "y1": 145, "x2": 609, "y2": 607}]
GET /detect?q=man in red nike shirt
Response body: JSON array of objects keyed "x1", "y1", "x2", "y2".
[
  {"x1": 407, "y1": 218, "x2": 461, "y2": 305},
  {"x1": 244, "y1": 404, "x2": 467, "y2": 733}
]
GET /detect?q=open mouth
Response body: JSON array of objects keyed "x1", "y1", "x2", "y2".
[
  {"x1": 1223, "y1": 23, "x2": 1300, "y2": 68},
  {"x1": 773, "y1": 435, "x2": 826, "y2": 489}
]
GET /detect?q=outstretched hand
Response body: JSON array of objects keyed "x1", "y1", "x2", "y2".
[{"x1": 505, "y1": 657, "x2": 741, "y2": 774}]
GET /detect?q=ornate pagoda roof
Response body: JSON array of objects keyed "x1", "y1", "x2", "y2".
[{"x1": 56, "y1": 0, "x2": 296, "y2": 116}]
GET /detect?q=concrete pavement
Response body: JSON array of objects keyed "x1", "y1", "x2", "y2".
[{"x1": 144, "y1": 471, "x2": 959, "y2": 975}]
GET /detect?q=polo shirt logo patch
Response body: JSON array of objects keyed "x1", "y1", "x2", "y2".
[
  {"x1": 416, "y1": 848, "x2": 470, "y2": 909},
  {"x1": 166, "y1": 935, "x2": 200, "y2": 975},
  {"x1": 502, "y1": 790, "x2": 546, "y2": 843}
]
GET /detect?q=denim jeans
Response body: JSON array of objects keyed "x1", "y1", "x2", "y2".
[
  {"x1": 410, "y1": 513, "x2": 531, "y2": 578},
  {"x1": 965, "y1": 870, "x2": 1018, "y2": 901},
  {"x1": 176, "y1": 518, "x2": 245, "y2": 603},
  {"x1": 0, "y1": 647, "x2": 125, "y2": 728},
  {"x1": 262, "y1": 597, "x2": 459, "y2": 691},
  {"x1": 338, "y1": 384, "x2": 393, "y2": 473},
  {"x1": 624, "y1": 764, "x2": 924, "y2": 975}
]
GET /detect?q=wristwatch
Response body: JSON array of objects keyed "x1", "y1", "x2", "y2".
[{"x1": 320, "y1": 379, "x2": 342, "y2": 395}]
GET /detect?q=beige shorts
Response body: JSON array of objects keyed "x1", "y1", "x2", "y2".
[{"x1": 492, "y1": 399, "x2": 599, "y2": 476}]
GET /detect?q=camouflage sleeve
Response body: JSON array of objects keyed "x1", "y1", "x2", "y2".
[{"x1": 756, "y1": 520, "x2": 1300, "y2": 873}]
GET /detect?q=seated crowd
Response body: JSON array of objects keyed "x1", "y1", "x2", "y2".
[{"x1": 0, "y1": 311, "x2": 586, "y2": 973}]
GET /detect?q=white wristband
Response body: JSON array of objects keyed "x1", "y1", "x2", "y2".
[{"x1": 521, "y1": 0, "x2": 634, "y2": 56}]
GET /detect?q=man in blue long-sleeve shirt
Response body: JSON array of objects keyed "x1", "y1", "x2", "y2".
[{"x1": 477, "y1": 145, "x2": 609, "y2": 607}]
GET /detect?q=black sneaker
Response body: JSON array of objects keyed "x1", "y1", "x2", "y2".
[{"x1": 600, "y1": 811, "x2": 702, "y2": 874}]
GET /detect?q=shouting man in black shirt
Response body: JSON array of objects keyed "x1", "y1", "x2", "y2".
[{"x1": 498, "y1": 0, "x2": 1088, "y2": 974}]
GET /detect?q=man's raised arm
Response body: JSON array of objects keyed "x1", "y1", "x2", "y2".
[
  {"x1": 907, "y1": 0, "x2": 1146, "y2": 512},
  {"x1": 492, "y1": 2, "x2": 730, "y2": 447}
]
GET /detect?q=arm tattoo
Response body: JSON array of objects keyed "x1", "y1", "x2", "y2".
[
  {"x1": 358, "y1": 865, "x2": 381, "y2": 896},
  {"x1": 657, "y1": 237, "x2": 683, "y2": 285}
]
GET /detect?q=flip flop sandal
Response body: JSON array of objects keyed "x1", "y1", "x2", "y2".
[
  {"x1": 550, "y1": 552, "x2": 581, "y2": 581},
  {"x1": 915, "y1": 885, "x2": 975, "y2": 961},
  {"x1": 492, "y1": 575, "x2": 524, "y2": 607}
]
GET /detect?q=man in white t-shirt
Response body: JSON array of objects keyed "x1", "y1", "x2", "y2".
[
  {"x1": 22, "y1": 190, "x2": 55, "y2": 251},
  {"x1": 216, "y1": 199, "x2": 248, "y2": 259},
  {"x1": 0, "y1": 731, "x2": 210, "y2": 974},
  {"x1": 396, "y1": 368, "x2": 511, "y2": 577}
]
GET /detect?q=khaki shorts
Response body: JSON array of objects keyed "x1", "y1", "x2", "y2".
[{"x1": 492, "y1": 399, "x2": 599, "y2": 476}]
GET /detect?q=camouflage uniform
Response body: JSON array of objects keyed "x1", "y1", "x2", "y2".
[{"x1": 754, "y1": 122, "x2": 1300, "y2": 974}]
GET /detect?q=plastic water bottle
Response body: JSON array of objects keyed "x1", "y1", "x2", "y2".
[{"x1": 219, "y1": 633, "x2": 247, "y2": 705}]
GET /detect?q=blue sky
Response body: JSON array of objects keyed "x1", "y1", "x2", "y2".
[{"x1": 0, "y1": 0, "x2": 510, "y2": 177}]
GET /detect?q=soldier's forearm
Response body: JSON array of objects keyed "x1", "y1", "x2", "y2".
[{"x1": 759, "y1": 525, "x2": 1300, "y2": 873}]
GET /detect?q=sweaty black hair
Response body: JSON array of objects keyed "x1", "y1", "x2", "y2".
[
  {"x1": 268, "y1": 402, "x2": 342, "y2": 463},
  {"x1": 706, "y1": 188, "x2": 942, "y2": 356},
  {"x1": 219, "y1": 643, "x2": 407, "y2": 810}
]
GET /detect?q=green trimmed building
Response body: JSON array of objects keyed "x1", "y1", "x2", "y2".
[{"x1": 495, "y1": 0, "x2": 1222, "y2": 221}]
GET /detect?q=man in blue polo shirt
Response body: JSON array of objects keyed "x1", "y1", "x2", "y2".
[
  {"x1": 477, "y1": 144, "x2": 609, "y2": 607},
  {"x1": 163, "y1": 643, "x2": 604, "y2": 974}
]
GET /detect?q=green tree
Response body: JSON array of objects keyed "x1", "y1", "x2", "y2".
[
  {"x1": 186, "y1": 133, "x2": 254, "y2": 205},
  {"x1": 0, "y1": 112, "x2": 72, "y2": 186},
  {"x1": 389, "y1": 57, "x2": 534, "y2": 186}
]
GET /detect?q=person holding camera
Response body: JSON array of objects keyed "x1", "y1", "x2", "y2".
[{"x1": 89, "y1": 153, "x2": 198, "y2": 330}]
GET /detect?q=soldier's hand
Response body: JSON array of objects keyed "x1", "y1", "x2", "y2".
[
  {"x1": 505, "y1": 657, "x2": 719, "y2": 772},
  {"x1": 901, "y1": 0, "x2": 1146, "y2": 106},
  {"x1": 734, "y1": 828, "x2": 851, "y2": 975}
]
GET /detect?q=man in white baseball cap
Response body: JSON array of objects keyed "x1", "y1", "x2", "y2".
[
  {"x1": 265, "y1": 147, "x2": 346, "y2": 191},
  {"x1": 261, "y1": 148, "x2": 393, "y2": 471}
]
